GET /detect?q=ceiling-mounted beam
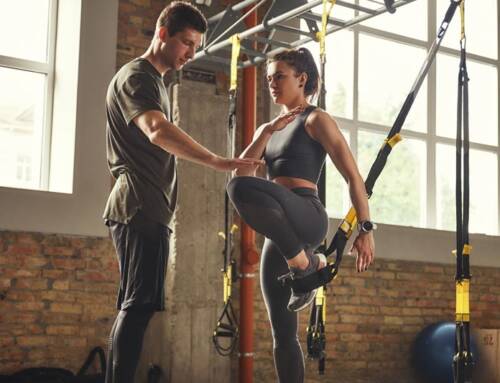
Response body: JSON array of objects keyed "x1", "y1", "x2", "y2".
[{"x1": 190, "y1": 0, "x2": 417, "y2": 70}]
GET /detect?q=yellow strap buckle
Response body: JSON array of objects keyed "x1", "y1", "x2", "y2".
[
  {"x1": 223, "y1": 263, "x2": 233, "y2": 303},
  {"x1": 340, "y1": 206, "x2": 357, "y2": 237},
  {"x1": 229, "y1": 34, "x2": 241, "y2": 92},
  {"x1": 382, "y1": 133, "x2": 403, "y2": 151},
  {"x1": 452, "y1": 243, "x2": 472, "y2": 257},
  {"x1": 315, "y1": 286, "x2": 327, "y2": 322},
  {"x1": 455, "y1": 279, "x2": 470, "y2": 320},
  {"x1": 317, "y1": 0, "x2": 336, "y2": 56},
  {"x1": 463, "y1": 244, "x2": 472, "y2": 255}
]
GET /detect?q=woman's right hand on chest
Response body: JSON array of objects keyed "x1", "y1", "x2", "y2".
[{"x1": 265, "y1": 106, "x2": 304, "y2": 133}]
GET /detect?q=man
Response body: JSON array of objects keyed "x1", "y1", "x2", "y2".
[{"x1": 103, "y1": 2, "x2": 262, "y2": 382}]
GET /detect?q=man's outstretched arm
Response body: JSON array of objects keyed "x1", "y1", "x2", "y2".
[{"x1": 134, "y1": 110, "x2": 263, "y2": 172}]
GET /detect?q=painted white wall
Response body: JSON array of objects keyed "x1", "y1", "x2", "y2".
[{"x1": 0, "y1": 0, "x2": 118, "y2": 237}]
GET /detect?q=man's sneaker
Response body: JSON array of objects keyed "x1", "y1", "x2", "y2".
[{"x1": 287, "y1": 251, "x2": 327, "y2": 312}]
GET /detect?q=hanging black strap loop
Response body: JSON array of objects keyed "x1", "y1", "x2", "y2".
[
  {"x1": 452, "y1": 11, "x2": 474, "y2": 381},
  {"x1": 384, "y1": 0, "x2": 396, "y2": 14},
  {"x1": 212, "y1": 36, "x2": 240, "y2": 357}
]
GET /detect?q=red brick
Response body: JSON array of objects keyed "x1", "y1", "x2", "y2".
[
  {"x1": 402, "y1": 307, "x2": 422, "y2": 316},
  {"x1": 26, "y1": 324, "x2": 45, "y2": 335},
  {"x1": 41, "y1": 311, "x2": 82, "y2": 324},
  {"x1": 15, "y1": 301, "x2": 45, "y2": 311},
  {"x1": 60, "y1": 336, "x2": 87, "y2": 348},
  {"x1": 82, "y1": 304, "x2": 116, "y2": 321},
  {"x1": 50, "y1": 258, "x2": 86, "y2": 270},
  {"x1": 46, "y1": 325, "x2": 80, "y2": 336},
  {"x1": 22, "y1": 256, "x2": 49, "y2": 268},
  {"x1": 2, "y1": 268, "x2": 41, "y2": 278},
  {"x1": 15, "y1": 278, "x2": 48, "y2": 290},
  {"x1": 4, "y1": 290, "x2": 36, "y2": 301},
  {"x1": 74, "y1": 291, "x2": 110, "y2": 304},
  {"x1": 383, "y1": 316, "x2": 404, "y2": 325},
  {"x1": 5, "y1": 244, "x2": 40, "y2": 256},
  {"x1": 0, "y1": 278, "x2": 12, "y2": 289},
  {"x1": 0, "y1": 347, "x2": 25, "y2": 362},
  {"x1": 40, "y1": 290, "x2": 75, "y2": 302},
  {"x1": 85, "y1": 260, "x2": 103, "y2": 269},
  {"x1": 53, "y1": 280, "x2": 70, "y2": 290},
  {"x1": 422, "y1": 265, "x2": 445, "y2": 273},
  {"x1": 0, "y1": 336, "x2": 15, "y2": 347},
  {"x1": 76, "y1": 270, "x2": 112, "y2": 282},
  {"x1": 49, "y1": 302, "x2": 83, "y2": 315},
  {"x1": 17, "y1": 336, "x2": 51, "y2": 347},
  {"x1": 0, "y1": 311, "x2": 39, "y2": 324},
  {"x1": 44, "y1": 246, "x2": 75, "y2": 256},
  {"x1": 42, "y1": 269, "x2": 72, "y2": 279},
  {"x1": 0, "y1": 255, "x2": 24, "y2": 267}
]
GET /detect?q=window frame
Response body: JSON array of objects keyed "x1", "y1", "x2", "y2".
[
  {"x1": 322, "y1": 0, "x2": 500, "y2": 236},
  {"x1": 0, "y1": 0, "x2": 58, "y2": 190},
  {"x1": 0, "y1": 0, "x2": 118, "y2": 237}
]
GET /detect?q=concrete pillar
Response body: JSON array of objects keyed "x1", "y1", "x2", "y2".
[{"x1": 136, "y1": 77, "x2": 232, "y2": 383}]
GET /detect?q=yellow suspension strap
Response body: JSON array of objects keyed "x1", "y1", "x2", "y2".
[
  {"x1": 305, "y1": 0, "x2": 336, "y2": 374},
  {"x1": 316, "y1": 0, "x2": 336, "y2": 111},
  {"x1": 212, "y1": 34, "x2": 241, "y2": 357},
  {"x1": 306, "y1": 283, "x2": 327, "y2": 374},
  {"x1": 452, "y1": 2, "x2": 474, "y2": 381}
]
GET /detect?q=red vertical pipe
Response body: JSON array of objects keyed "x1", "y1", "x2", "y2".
[{"x1": 239, "y1": 7, "x2": 259, "y2": 383}]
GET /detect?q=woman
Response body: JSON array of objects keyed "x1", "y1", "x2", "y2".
[{"x1": 227, "y1": 47, "x2": 375, "y2": 382}]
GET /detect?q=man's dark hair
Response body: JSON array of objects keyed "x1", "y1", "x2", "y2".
[{"x1": 157, "y1": 1, "x2": 208, "y2": 36}]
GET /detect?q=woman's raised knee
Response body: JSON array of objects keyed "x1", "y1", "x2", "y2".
[{"x1": 226, "y1": 176, "x2": 255, "y2": 203}]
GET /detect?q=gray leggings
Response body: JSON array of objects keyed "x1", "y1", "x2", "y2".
[{"x1": 227, "y1": 176, "x2": 328, "y2": 382}]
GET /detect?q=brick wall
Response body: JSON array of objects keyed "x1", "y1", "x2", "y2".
[
  {"x1": 251, "y1": 254, "x2": 500, "y2": 383},
  {"x1": 0, "y1": 231, "x2": 117, "y2": 374},
  {"x1": 117, "y1": 0, "x2": 164, "y2": 68}
]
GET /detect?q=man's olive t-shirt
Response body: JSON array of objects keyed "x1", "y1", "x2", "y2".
[{"x1": 103, "y1": 58, "x2": 177, "y2": 229}]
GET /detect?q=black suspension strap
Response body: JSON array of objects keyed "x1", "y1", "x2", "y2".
[
  {"x1": 281, "y1": 0, "x2": 462, "y2": 294},
  {"x1": 384, "y1": 0, "x2": 396, "y2": 13},
  {"x1": 452, "y1": 1, "x2": 473, "y2": 381},
  {"x1": 212, "y1": 34, "x2": 241, "y2": 357}
]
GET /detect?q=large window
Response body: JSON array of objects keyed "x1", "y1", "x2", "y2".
[
  {"x1": 0, "y1": 0, "x2": 117, "y2": 236},
  {"x1": 303, "y1": 0, "x2": 499, "y2": 236},
  {"x1": 0, "y1": 0, "x2": 57, "y2": 190}
]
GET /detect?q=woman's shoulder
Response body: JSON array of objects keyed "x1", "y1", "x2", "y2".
[{"x1": 306, "y1": 107, "x2": 338, "y2": 130}]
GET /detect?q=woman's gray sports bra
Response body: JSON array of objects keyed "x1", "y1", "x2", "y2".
[{"x1": 264, "y1": 105, "x2": 326, "y2": 184}]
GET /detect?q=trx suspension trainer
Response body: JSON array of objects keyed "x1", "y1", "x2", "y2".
[
  {"x1": 452, "y1": 1, "x2": 474, "y2": 381},
  {"x1": 281, "y1": 0, "x2": 463, "y2": 297},
  {"x1": 212, "y1": 34, "x2": 241, "y2": 357},
  {"x1": 304, "y1": 0, "x2": 336, "y2": 375},
  {"x1": 305, "y1": 0, "x2": 398, "y2": 374}
]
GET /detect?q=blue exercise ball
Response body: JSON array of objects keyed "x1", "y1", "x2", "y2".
[{"x1": 412, "y1": 321, "x2": 477, "y2": 383}]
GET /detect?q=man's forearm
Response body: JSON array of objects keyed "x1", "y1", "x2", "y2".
[{"x1": 150, "y1": 121, "x2": 218, "y2": 168}]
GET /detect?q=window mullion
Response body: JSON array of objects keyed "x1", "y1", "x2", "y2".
[
  {"x1": 497, "y1": 0, "x2": 500, "y2": 235},
  {"x1": 353, "y1": 26, "x2": 359, "y2": 161},
  {"x1": 40, "y1": 0, "x2": 58, "y2": 190},
  {"x1": 427, "y1": 0, "x2": 438, "y2": 229}
]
